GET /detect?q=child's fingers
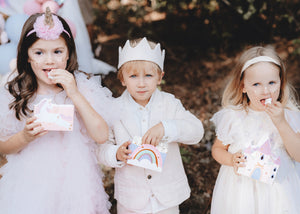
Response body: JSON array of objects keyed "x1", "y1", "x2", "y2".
[
  {"x1": 35, "y1": 130, "x2": 48, "y2": 138},
  {"x1": 31, "y1": 126, "x2": 45, "y2": 136},
  {"x1": 150, "y1": 137, "x2": 160, "y2": 146},
  {"x1": 26, "y1": 116, "x2": 37, "y2": 125},
  {"x1": 26, "y1": 121, "x2": 42, "y2": 132},
  {"x1": 142, "y1": 133, "x2": 150, "y2": 144}
]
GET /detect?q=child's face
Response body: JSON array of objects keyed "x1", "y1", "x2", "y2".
[
  {"x1": 121, "y1": 61, "x2": 164, "y2": 107},
  {"x1": 28, "y1": 37, "x2": 69, "y2": 90},
  {"x1": 243, "y1": 62, "x2": 281, "y2": 111}
]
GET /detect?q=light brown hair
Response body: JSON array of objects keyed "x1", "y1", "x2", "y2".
[{"x1": 222, "y1": 46, "x2": 298, "y2": 110}]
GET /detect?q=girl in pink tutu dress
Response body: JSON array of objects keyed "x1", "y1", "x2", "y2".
[
  {"x1": 210, "y1": 46, "x2": 300, "y2": 214},
  {"x1": 0, "y1": 9, "x2": 113, "y2": 214}
]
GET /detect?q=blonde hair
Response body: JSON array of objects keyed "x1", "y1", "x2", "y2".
[
  {"x1": 222, "y1": 46, "x2": 299, "y2": 110},
  {"x1": 117, "y1": 38, "x2": 162, "y2": 81}
]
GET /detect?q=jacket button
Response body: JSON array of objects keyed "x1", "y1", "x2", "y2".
[{"x1": 147, "y1": 175, "x2": 152, "y2": 179}]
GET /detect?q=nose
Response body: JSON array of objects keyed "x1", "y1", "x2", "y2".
[
  {"x1": 263, "y1": 86, "x2": 270, "y2": 94},
  {"x1": 137, "y1": 76, "x2": 145, "y2": 87},
  {"x1": 44, "y1": 53, "x2": 55, "y2": 64}
]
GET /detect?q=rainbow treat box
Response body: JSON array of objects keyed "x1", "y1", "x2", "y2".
[
  {"x1": 237, "y1": 135, "x2": 280, "y2": 184},
  {"x1": 34, "y1": 98, "x2": 74, "y2": 131},
  {"x1": 127, "y1": 136, "x2": 167, "y2": 172}
]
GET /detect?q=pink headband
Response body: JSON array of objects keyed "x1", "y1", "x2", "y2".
[{"x1": 26, "y1": 10, "x2": 70, "y2": 40}]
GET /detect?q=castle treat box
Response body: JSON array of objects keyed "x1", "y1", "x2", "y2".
[
  {"x1": 237, "y1": 135, "x2": 280, "y2": 184},
  {"x1": 34, "y1": 98, "x2": 74, "y2": 131},
  {"x1": 127, "y1": 136, "x2": 168, "y2": 172}
]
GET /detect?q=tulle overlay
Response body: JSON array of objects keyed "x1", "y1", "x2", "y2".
[
  {"x1": 0, "y1": 71, "x2": 114, "y2": 214},
  {"x1": 210, "y1": 106, "x2": 300, "y2": 214}
]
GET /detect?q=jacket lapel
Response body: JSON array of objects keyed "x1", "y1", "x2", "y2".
[
  {"x1": 149, "y1": 89, "x2": 164, "y2": 127},
  {"x1": 119, "y1": 90, "x2": 141, "y2": 139}
]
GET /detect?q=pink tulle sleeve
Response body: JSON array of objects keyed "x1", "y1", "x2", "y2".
[
  {"x1": 0, "y1": 86, "x2": 24, "y2": 141},
  {"x1": 75, "y1": 71, "x2": 120, "y2": 127}
]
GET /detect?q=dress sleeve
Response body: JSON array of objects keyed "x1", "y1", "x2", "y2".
[
  {"x1": 210, "y1": 107, "x2": 241, "y2": 146},
  {"x1": 75, "y1": 72, "x2": 120, "y2": 127},
  {"x1": 285, "y1": 109, "x2": 300, "y2": 133},
  {"x1": 0, "y1": 86, "x2": 24, "y2": 141}
]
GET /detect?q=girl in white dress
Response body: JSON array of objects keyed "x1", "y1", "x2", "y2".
[
  {"x1": 210, "y1": 46, "x2": 300, "y2": 214},
  {"x1": 0, "y1": 9, "x2": 113, "y2": 214}
]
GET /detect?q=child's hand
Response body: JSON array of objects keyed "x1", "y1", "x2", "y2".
[
  {"x1": 231, "y1": 151, "x2": 246, "y2": 175},
  {"x1": 22, "y1": 117, "x2": 47, "y2": 144},
  {"x1": 265, "y1": 101, "x2": 285, "y2": 126},
  {"x1": 142, "y1": 122, "x2": 164, "y2": 146},
  {"x1": 116, "y1": 141, "x2": 131, "y2": 162},
  {"x1": 48, "y1": 69, "x2": 78, "y2": 98}
]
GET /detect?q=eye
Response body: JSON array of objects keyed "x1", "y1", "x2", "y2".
[
  {"x1": 129, "y1": 74, "x2": 136, "y2": 78},
  {"x1": 253, "y1": 83, "x2": 259, "y2": 86},
  {"x1": 145, "y1": 74, "x2": 153, "y2": 77},
  {"x1": 269, "y1": 81, "x2": 275, "y2": 85},
  {"x1": 34, "y1": 51, "x2": 43, "y2": 55},
  {"x1": 54, "y1": 50, "x2": 63, "y2": 54}
]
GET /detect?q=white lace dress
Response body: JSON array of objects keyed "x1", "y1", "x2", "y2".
[
  {"x1": 0, "y1": 72, "x2": 116, "y2": 214},
  {"x1": 210, "y1": 106, "x2": 300, "y2": 214}
]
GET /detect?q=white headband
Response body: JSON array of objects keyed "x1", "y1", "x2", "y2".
[
  {"x1": 118, "y1": 37, "x2": 165, "y2": 70},
  {"x1": 241, "y1": 56, "x2": 280, "y2": 73}
]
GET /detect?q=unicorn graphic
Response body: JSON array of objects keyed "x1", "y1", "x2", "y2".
[{"x1": 34, "y1": 98, "x2": 74, "y2": 131}]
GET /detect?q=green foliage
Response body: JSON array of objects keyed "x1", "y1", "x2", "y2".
[
  {"x1": 292, "y1": 38, "x2": 300, "y2": 55},
  {"x1": 180, "y1": 146, "x2": 191, "y2": 164},
  {"x1": 95, "y1": 0, "x2": 300, "y2": 52}
]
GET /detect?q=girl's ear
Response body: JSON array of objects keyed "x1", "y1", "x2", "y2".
[
  {"x1": 121, "y1": 79, "x2": 126, "y2": 87},
  {"x1": 242, "y1": 87, "x2": 247, "y2": 93},
  {"x1": 241, "y1": 82, "x2": 247, "y2": 93}
]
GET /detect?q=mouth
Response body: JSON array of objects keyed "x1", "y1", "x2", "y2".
[
  {"x1": 43, "y1": 69, "x2": 53, "y2": 78},
  {"x1": 260, "y1": 98, "x2": 272, "y2": 106}
]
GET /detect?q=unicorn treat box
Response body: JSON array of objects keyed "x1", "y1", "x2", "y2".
[
  {"x1": 237, "y1": 135, "x2": 280, "y2": 185},
  {"x1": 127, "y1": 136, "x2": 167, "y2": 172},
  {"x1": 34, "y1": 98, "x2": 74, "y2": 131}
]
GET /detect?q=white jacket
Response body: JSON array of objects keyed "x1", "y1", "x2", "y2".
[{"x1": 98, "y1": 89, "x2": 204, "y2": 210}]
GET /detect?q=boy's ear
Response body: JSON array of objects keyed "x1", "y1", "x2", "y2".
[{"x1": 158, "y1": 71, "x2": 165, "y2": 84}]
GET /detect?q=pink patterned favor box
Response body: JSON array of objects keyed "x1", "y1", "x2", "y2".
[
  {"x1": 237, "y1": 135, "x2": 280, "y2": 184},
  {"x1": 34, "y1": 98, "x2": 74, "y2": 131}
]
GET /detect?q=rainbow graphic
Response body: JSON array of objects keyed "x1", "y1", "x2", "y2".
[{"x1": 127, "y1": 137, "x2": 167, "y2": 172}]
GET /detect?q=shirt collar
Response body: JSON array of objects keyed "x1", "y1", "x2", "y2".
[{"x1": 128, "y1": 89, "x2": 158, "y2": 111}]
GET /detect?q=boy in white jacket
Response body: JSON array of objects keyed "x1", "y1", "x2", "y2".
[{"x1": 98, "y1": 37, "x2": 204, "y2": 214}]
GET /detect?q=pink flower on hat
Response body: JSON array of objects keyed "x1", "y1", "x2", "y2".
[{"x1": 33, "y1": 14, "x2": 64, "y2": 40}]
